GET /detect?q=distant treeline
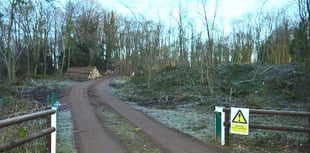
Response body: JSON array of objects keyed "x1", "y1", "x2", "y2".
[{"x1": 0, "y1": 0, "x2": 309, "y2": 84}]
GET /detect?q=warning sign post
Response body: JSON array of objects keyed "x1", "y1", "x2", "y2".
[{"x1": 230, "y1": 107, "x2": 249, "y2": 135}]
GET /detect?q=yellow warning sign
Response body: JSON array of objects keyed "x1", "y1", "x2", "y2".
[
  {"x1": 230, "y1": 107, "x2": 249, "y2": 135},
  {"x1": 232, "y1": 110, "x2": 247, "y2": 124},
  {"x1": 231, "y1": 124, "x2": 248, "y2": 134}
]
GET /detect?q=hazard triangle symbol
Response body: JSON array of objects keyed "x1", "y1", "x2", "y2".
[{"x1": 232, "y1": 110, "x2": 247, "y2": 124}]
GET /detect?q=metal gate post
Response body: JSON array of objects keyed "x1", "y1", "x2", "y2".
[{"x1": 215, "y1": 106, "x2": 225, "y2": 145}]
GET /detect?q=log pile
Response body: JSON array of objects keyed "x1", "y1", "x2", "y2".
[
  {"x1": 88, "y1": 67, "x2": 102, "y2": 79},
  {"x1": 104, "y1": 69, "x2": 114, "y2": 75},
  {"x1": 65, "y1": 66, "x2": 102, "y2": 80}
]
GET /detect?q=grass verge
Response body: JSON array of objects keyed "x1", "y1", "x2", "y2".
[
  {"x1": 94, "y1": 104, "x2": 166, "y2": 153},
  {"x1": 56, "y1": 110, "x2": 77, "y2": 153}
]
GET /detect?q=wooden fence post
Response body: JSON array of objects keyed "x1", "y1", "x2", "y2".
[
  {"x1": 46, "y1": 107, "x2": 51, "y2": 153},
  {"x1": 224, "y1": 106, "x2": 230, "y2": 146},
  {"x1": 308, "y1": 113, "x2": 310, "y2": 145}
]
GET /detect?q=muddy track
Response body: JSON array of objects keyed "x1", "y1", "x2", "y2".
[
  {"x1": 61, "y1": 77, "x2": 228, "y2": 153},
  {"x1": 87, "y1": 82, "x2": 167, "y2": 153}
]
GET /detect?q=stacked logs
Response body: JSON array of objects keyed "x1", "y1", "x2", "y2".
[
  {"x1": 88, "y1": 67, "x2": 102, "y2": 79},
  {"x1": 65, "y1": 66, "x2": 102, "y2": 80},
  {"x1": 104, "y1": 69, "x2": 114, "y2": 75}
]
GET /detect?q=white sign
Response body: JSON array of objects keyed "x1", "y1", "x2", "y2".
[{"x1": 230, "y1": 107, "x2": 249, "y2": 135}]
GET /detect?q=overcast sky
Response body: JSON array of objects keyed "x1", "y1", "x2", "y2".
[
  {"x1": 57, "y1": 0, "x2": 295, "y2": 34},
  {"x1": 97, "y1": 0, "x2": 295, "y2": 33}
]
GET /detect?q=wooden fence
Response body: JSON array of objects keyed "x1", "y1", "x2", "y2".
[
  {"x1": 223, "y1": 107, "x2": 310, "y2": 146},
  {"x1": 0, "y1": 109, "x2": 56, "y2": 152}
]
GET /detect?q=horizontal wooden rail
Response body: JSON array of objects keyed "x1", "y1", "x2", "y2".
[
  {"x1": 250, "y1": 109, "x2": 310, "y2": 116},
  {"x1": 0, "y1": 109, "x2": 56, "y2": 128},
  {"x1": 250, "y1": 124, "x2": 310, "y2": 133},
  {"x1": 223, "y1": 107, "x2": 310, "y2": 146},
  {"x1": 0, "y1": 109, "x2": 57, "y2": 152},
  {"x1": 223, "y1": 108, "x2": 310, "y2": 117},
  {"x1": 0, "y1": 127, "x2": 55, "y2": 152}
]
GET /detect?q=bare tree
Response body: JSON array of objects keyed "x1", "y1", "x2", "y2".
[
  {"x1": 64, "y1": 0, "x2": 75, "y2": 71},
  {"x1": 18, "y1": 2, "x2": 34, "y2": 76},
  {"x1": 298, "y1": 0, "x2": 310, "y2": 28},
  {"x1": 230, "y1": 15, "x2": 255, "y2": 63},
  {"x1": 0, "y1": 0, "x2": 27, "y2": 83},
  {"x1": 103, "y1": 11, "x2": 117, "y2": 71},
  {"x1": 41, "y1": 2, "x2": 52, "y2": 75},
  {"x1": 176, "y1": 1, "x2": 188, "y2": 65},
  {"x1": 297, "y1": 0, "x2": 310, "y2": 60},
  {"x1": 126, "y1": 6, "x2": 163, "y2": 89},
  {"x1": 199, "y1": 0, "x2": 219, "y2": 95},
  {"x1": 74, "y1": 0, "x2": 100, "y2": 66},
  {"x1": 258, "y1": 10, "x2": 292, "y2": 64}
]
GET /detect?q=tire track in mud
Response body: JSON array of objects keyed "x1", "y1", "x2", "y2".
[
  {"x1": 61, "y1": 79, "x2": 126, "y2": 153},
  {"x1": 87, "y1": 82, "x2": 167, "y2": 153},
  {"x1": 63, "y1": 78, "x2": 228, "y2": 153}
]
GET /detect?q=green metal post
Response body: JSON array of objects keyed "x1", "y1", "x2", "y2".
[
  {"x1": 52, "y1": 93, "x2": 56, "y2": 105},
  {"x1": 215, "y1": 112, "x2": 221, "y2": 142},
  {"x1": 215, "y1": 106, "x2": 224, "y2": 144}
]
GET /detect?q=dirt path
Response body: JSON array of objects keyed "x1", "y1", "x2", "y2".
[
  {"x1": 61, "y1": 79, "x2": 127, "y2": 153},
  {"x1": 61, "y1": 77, "x2": 228, "y2": 153}
]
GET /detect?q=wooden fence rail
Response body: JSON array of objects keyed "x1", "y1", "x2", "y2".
[
  {"x1": 0, "y1": 109, "x2": 56, "y2": 152},
  {"x1": 0, "y1": 110, "x2": 55, "y2": 128},
  {"x1": 223, "y1": 107, "x2": 310, "y2": 146},
  {"x1": 0, "y1": 128, "x2": 55, "y2": 152}
]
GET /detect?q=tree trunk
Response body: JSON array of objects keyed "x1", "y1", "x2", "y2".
[
  {"x1": 6, "y1": 0, "x2": 15, "y2": 83},
  {"x1": 61, "y1": 45, "x2": 66, "y2": 74},
  {"x1": 43, "y1": 30, "x2": 48, "y2": 76}
]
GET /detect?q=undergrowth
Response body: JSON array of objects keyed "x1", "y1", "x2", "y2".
[
  {"x1": 119, "y1": 63, "x2": 308, "y2": 110},
  {"x1": 112, "y1": 63, "x2": 309, "y2": 153},
  {"x1": 0, "y1": 96, "x2": 48, "y2": 153},
  {"x1": 0, "y1": 78, "x2": 77, "y2": 153}
]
